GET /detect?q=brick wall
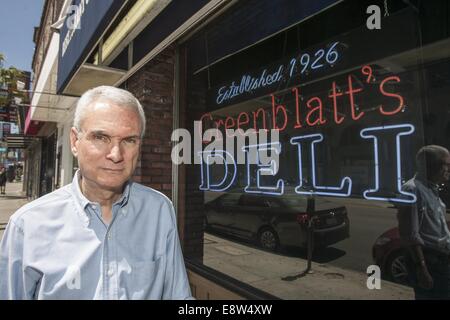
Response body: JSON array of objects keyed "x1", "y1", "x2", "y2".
[
  {"x1": 125, "y1": 45, "x2": 205, "y2": 261},
  {"x1": 126, "y1": 46, "x2": 175, "y2": 200}
]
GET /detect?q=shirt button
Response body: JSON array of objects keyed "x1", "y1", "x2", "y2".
[
  {"x1": 107, "y1": 268, "x2": 114, "y2": 277},
  {"x1": 107, "y1": 232, "x2": 112, "y2": 240},
  {"x1": 121, "y1": 208, "x2": 127, "y2": 216}
]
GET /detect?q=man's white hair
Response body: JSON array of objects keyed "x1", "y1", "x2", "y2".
[{"x1": 73, "y1": 86, "x2": 146, "y2": 138}]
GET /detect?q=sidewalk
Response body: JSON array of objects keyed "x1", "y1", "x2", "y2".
[{"x1": 0, "y1": 181, "x2": 29, "y2": 240}]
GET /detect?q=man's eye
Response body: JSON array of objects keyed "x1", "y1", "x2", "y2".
[
  {"x1": 124, "y1": 138, "x2": 137, "y2": 144},
  {"x1": 93, "y1": 135, "x2": 109, "y2": 142}
]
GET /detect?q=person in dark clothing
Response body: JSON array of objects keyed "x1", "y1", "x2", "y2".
[
  {"x1": 6, "y1": 165, "x2": 15, "y2": 183},
  {"x1": 398, "y1": 145, "x2": 450, "y2": 299},
  {"x1": 0, "y1": 166, "x2": 6, "y2": 195}
]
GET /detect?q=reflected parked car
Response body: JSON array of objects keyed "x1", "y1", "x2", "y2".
[
  {"x1": 204, "y1": 193, "x2": 349, "y2": 251},
  {"x1": 373, "y1": 220, "x2": 450, "y2": 286},
  {"x1": 372, "y1": 227, "x2": 410, "y2": 285}
]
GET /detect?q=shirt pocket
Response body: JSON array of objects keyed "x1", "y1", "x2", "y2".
[{"x1": 126, "y1": 255, "x2": 165, "y2": 299}]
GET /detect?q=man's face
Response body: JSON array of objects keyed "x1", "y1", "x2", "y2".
[
  {"x1": 440, "y1": 153, "x2": 450, "y2": 183},
  {"x1": 70, "y1": 101, "x2": 142, "y2": 192}
]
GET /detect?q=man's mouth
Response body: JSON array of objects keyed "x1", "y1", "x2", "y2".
[{"x1": 102, "y1": 168, "x2": 125, "y2": 172}]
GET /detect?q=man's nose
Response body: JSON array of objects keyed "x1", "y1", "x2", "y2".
[{"x1": 106, "y1": 143, "x2": 124, "y2": 162}]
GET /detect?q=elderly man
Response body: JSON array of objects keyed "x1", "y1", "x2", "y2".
[
  {"x1": 0, "y1": 86, "x2": 193, "y2": 299},
  {"x1": 398, "y1": 145, "x2": 450, "y2": 299}
]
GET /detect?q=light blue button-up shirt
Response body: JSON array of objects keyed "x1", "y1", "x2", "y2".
[{"x1": 0, "y1": 171, "x2": 193, "y2": 300}]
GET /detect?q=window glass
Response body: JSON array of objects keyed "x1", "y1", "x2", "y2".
[
  {"x1": 218, "y1": 193, "x2": 240, "y2": 207},
  {"x1": 180, "y1": 0, "x2": 450, "y2": 299}
]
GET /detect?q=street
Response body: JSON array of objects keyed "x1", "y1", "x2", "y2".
[{"x1": 322, "y1": 200, "x2": 399, "y2": 272}]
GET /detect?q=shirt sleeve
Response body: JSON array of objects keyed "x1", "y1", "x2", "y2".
[
  {"x1": 0, "y1": 219, "x2": 40, "y2": 300},
  {"x1": 162, "y1": 201, "x2": 194, "y2": 300},
  {"x1": 397, "y1": 184, "x2": 425, "y2": 247}
]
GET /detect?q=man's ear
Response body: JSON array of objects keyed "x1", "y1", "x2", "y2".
[{"x1": 70, "y1": 127, "x2": 79, "y2": 157}]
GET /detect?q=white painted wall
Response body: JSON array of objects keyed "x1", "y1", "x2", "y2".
[{"x1": 56, "y1": 109, "x2": 76, "y2": 187}]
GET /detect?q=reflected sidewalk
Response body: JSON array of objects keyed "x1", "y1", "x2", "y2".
[{"x1": 203, "y1": 232, "x2": 415, "y2": 300}]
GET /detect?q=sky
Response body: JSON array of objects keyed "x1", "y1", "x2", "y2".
[{"x1": 0, "y1": 0, "x2": 45, "y2": 72}]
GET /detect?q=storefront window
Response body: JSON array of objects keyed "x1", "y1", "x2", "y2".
[{"x1": 179, "y1": 0, "x2": 450, "y2": 299}]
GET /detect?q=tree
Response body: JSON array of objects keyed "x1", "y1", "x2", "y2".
[
  {"x1": 0, "y1": 53, "x2": 29, "y2": 125},
  {"x1": 0, "y1": 53, "x2": 28, "y2": 110}
]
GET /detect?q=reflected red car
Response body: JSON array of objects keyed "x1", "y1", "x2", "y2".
[
  {"x1": 372, "y1": 221, "x2": 450, "y2": 286},
  {"x1": 372, "y1": 227, "x2": 411, "y2": 285}
]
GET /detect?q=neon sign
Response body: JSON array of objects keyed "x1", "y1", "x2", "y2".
[
  {"x1": 198, "y1": 64, "x2": 417, "y2": 203},
  {"x1": 289, "y1": 41, "x2": 340, "y2": 76},
  {"x1": 198, "y1": 150, "x2": 237, "y2": 192},
  {"x1": 214, "y1": 42, "x2": 343, "y2": 107},
  {"x1": 243, "y1": 142, "x2": 284, "y2": 196},
  {"x1": 360, "y1": 124, "x2": 417, "y2": 203},
  {"x1": 290, "y1": 134, "x2": 352, "y2": 197},
  {"x1": 216, "y1": 66, "x2": 284, "y2": 105},
  {"x1": 202, "y1": 65, "x2": 406, "y2": 136},
  {"x1": 198, "y1": 123, "x2": 417, "y2": 203}
]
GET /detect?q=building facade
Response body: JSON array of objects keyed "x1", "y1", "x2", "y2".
[
  {"x1": 24, "y1": 0, "x2": 78, "y2": 198},
  {"x1": 32, "y1": 0, "x2": 450, "y2": 299}
]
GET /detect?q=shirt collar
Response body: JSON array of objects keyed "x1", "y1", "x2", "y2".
[
  {"x1": 71, "y1": 170, "x2": 132, "y2": 211},
  {"x1": 115, "y1": 179, "x2": 132, "y2": 207},
  {"x1": 71, "y1": 170, "x2": 92, "y2": 211},
  {"x1": 414, "y1": 173, "x2": 440, "y2": 194}
]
